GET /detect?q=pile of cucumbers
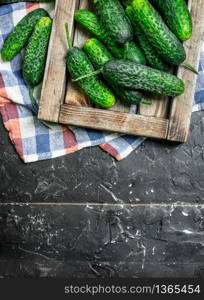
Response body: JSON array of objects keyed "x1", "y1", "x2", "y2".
[
  {"x1": 1, "y1": 0, "x2": 194, "y2": 110},
  {"x1": 1, "y1": 7, "x2": 52, "y2": 88},
  {"x1": 67, "y1": 0, "x2": 193, "y2": 108}
]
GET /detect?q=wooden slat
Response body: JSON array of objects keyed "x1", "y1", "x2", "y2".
[
  {"x1": 167, "y1": 0, "x2": 204, "y2": 142},
  {"x1": 139, "y1": 93, "x2": 169, "y2": 118},
  {"x1": 65, "y1": 0, "x2": 91, "y2": 107},
  {"x1": 38, "y1": 0, "x2": 79, "y2": 122},
  {"x1": 59, "y1": 104, "x2": 169, "y2": 139}
]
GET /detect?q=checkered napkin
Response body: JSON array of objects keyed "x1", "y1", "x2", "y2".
[{"x1": 0, "y1": 2, "x2": 203, "y2": 163}]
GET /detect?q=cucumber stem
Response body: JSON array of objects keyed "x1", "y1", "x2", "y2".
[
  {"x1": 181, "y1": 62, "x2": 198, "y2": 75},
  {"x1": 72, "y1": 68, "x2": 103, "y2": 82},
  {"x1": 141, "y1": 100, "x2": 152, "y2": 105},
  {"x1": 65, "y1": 23, "x2": 72, "y2": 49},
  {"x1": 123, "y1": 42, "x2": 129, "y2": 60}
]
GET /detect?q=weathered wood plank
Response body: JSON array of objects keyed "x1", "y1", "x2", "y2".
[
  {"x1": 167, "y1": 0, "x2": 204, "y2": 142},
  {"x1": 65, "y1": 0, "x2": 91, "y2": 107},
  {"x1": 38, "y1": 0, "x2": 79, "y2": 122},
  {"x1": 59, "y1": 104, "x2": 169, "y2": 139},
  {"x1": 139, "y1": 94, "x2": 169, "y2": 119}
]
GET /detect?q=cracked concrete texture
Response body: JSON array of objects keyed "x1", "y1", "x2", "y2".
[
  {"x1": 0, "y1": 205, "x2": 204, "y2": 278},
  {"x1": 0, "y1": 112, "x2": 204, "y2": 204},
  {"x1": 0, "y1": 111, "x2": 204, "y2": 277}
]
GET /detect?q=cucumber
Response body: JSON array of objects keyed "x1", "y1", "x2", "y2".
[
  {"x1": 1, "y1": 8, "x2": 49, "y2": 61},
  {"x1": 150, "y1": 0, "x2": 192, "y2": 41},
  {"x1": 114, "y1": 86, "x2": 143, "y2": 105},
  {"x1": 83, "y1": 38, "x2": 143, "y2": 105},
  {"x1": 23, "y1": 17, "x2": 52, "y2": 87},
  {"x1": 67, "y1": 47, "x2": 116, "y2": 108},
  {"x1": 93, "y1": 0, "x2": 133, "y2": 45},
  {"x1": 65, "y1": 24, "x2": 116, "y2": 110},
  {"x1": 120, "y1": 0, "x2": 133, "y2": 6},
  {"x1": 75, "y1": 9, "x2": 122, "y2": 58},
  {"x1": 130, "y1": 0, "x2": 186, "y2": 65},
  {"x1": 83, "y1": 38, "x2": 113, "y2": 69},
  {"x1": 123, "y1": 41, "x2": 146, "y2": 65},
  {"x1": 103, "y1": 59, "x2": 185, "y2": 96},
  {"x1": 126, "y1": 6, "x2": 167, "y2": 71},
  {"x1": 74, "y1": 9, "x2": 145, "y2": 64}
]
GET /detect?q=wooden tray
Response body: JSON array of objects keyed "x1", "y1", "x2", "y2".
[{"x1": 38, "y1": 0, "x2": 204, "y2": 142}]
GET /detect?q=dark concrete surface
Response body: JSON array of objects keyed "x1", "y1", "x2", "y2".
[{"x1": 0, "y1": 112, "x2": 204, "y2": 278}]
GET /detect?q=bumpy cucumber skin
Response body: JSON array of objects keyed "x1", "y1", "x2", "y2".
[
  {"x1": 83, "y1": 38, "x2": 143, "y2": 105},
  {"x1": 150, "y1": 0, "x2": 192, "y2": 41},
  {"x1": 126, "y1": 6, "x2": 167, "y2": 71},
  {"x1": 23, "y1": 17, "x2": 52, "y2": 87},
  {"x1": 83, "y1": 38, "x2": 113, "y2": 69},
  {"x1": 74, "y1": 10, "x2": 105, "y2": 41},
  {"x1": 131, "y1": 0, "x2": 186, "y2": 65},
  {"x1": 114, "y1": 89, "x2": 143, "y2": 105},
  {"x1": 1, "y1": 8, "x2": 49, "y2": 61},
  {"x1": 84, "y1": 38, "x2": 146, "y2": 69},
  {"x1": 124, "y1": 41, "x2": 146, "y2": 65},
  {"x1": 103, "y1": 59, "x2": 185, "y2": 97},
  {"x1": 93, "y1": 0, "x2": 133, "y2": 45},
  {"x1": 74, "y1": 9, "x2": 122, "y2": 58},
  {"x1": 74, "y1": 9, "x2": 145, "y2": 64},
  {"x1": 120, "y1": 0, "x2": 133, "y2": 6},
  {"x1": 67, "y1": 47, "x2": 115, "y2": 109}
]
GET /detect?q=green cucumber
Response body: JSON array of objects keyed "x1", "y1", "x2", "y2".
[
  {"x1": 65, "y1": 26, "x2": 115, "y2": 109},
  {"x1": 75, "y1": 9, "x2": 121, "y2": 58},
  {"x1": 150, "y1": 0, "x2": 192, "y2": 41},
  {"x1": 103, "y1": 59, "x2": 185, "y2": 96},
  {"x1": 1, "y1": 8, "x2": 49, "y2": 61},
  {"x1": 23, "y1": 17, "x2": 52, "y2": 87},
  {"x1": 83, "y1": 38, "x2": 144, "y2": 105},
  {"x1": 123, "y1": 41, "x2": 146, "y2": 65},
  {"x1": 67, "y1": 48, "x2": 116, "y2": 108},
  {"x1": 84, "y1": 38, "x2": 113, "y2": 69},
  {"x1": 74, "y1": 9, "x2": 145, "y2": 64},
  {"x1": 130, "y1": 0, "x2": 186, "y2": 65},
  {"x1": 126, "y1": 6, "x2": 167, "y2": 71},
  {"x1": 93, "y1": 0, "x2": 133, "y2": 45},
  {"x1": 120, "y1": 0, "x2": 133, "y2": 6}
]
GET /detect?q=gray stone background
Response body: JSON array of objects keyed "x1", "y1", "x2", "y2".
[{"x1": 0, "y1": 111, "x2": 204, "y2": 278}]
